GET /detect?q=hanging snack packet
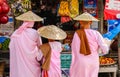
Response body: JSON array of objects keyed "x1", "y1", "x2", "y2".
[
  {"x1": 103, "y1": 24, "x2": 120, "y2": 40},
  {"x1": 69, "y1": 0, "x2": 79, "y2": 18},
  {"x1": 58, "y1": 1, "x2": 70, "y2": 16}
]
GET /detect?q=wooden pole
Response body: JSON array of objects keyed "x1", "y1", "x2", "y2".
[
  {"x1": 118, "y1": 33, "x2": 120, "y2": 68},
  {"x1": 98, "y1": 0, "x2": 104, "y2": 33},
  {"x1": 118, "y1": 33, "x2": 120, "y2": 77}
]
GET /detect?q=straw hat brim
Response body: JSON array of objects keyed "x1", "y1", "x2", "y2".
[
  {"x1": 73, "y1": 12, "x2": 99, "y2": 21},
  {"x1": 16, "y1": 11, "x2": 43, "y2": 21},
  {"x1": 37, "y1": 25, "x2": 67, "y2": 40}
]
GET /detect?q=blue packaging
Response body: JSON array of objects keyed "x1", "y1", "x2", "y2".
[{"x1": 103, "y1": 24, "x2": 120, "y2": 40}]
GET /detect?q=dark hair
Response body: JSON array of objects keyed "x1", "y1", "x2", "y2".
[{"x1": 32, "y1": 22, "x2": 43, "y2": 30}]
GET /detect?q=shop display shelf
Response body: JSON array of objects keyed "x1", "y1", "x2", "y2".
[{"x1": 99, "y1": 64, "x2": 118, "y2": 77}]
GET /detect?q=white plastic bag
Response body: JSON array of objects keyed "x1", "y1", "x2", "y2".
[
  {"x1": 103, "y1": 38, "x2": 114, "y2": 47},
  {"x1": 98, "y1": 38, "x2": 114, "y2": 56}
]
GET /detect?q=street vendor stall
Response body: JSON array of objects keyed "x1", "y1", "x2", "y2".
[
  {"x1": 103, "y1": 0, "x2": 120, "y2": 75},
  {"x1": 0, "y1": 0, "x2": 120, "y2": 77},
  {"x1": 60, "y1": 0, "x2": 119, "y2": 77},
  {"x1": 0, "y1": 0, "x2": 13, "y2": 76}
]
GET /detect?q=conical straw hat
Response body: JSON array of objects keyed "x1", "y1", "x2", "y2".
[
  {"x1": 37, "y1": 25, "x2": 67, "y2": 40},
  {"x1": 73, "y1": 12, "x2": 99, "y2": 21},
  {"x1": 16, "y1": 11, "x2": 43, "y2": 21}
]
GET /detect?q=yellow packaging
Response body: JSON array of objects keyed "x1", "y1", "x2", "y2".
[
  {"x1": 58, "y1": 1, "x2": 70, "y2": 16},
  {"x1": 69, "y1": 0, "x2": 79, "y2": 18}
]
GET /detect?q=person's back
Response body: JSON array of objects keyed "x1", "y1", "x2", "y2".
[
  {"x1": 70, "y1": 29, "x2": 109, "y2": 77},
  {"x1": 37, "y1": 25, "x2": 67, "y2": 77},
  {"x1": 9, "y1": 22, "x2": 43, "y2": 77},
  {"x1": 9, "y1": 11, "x2": 44, "y2": 77},
  {"x1": 70, "y1": 12, "x2": 109, "y2": 77}
]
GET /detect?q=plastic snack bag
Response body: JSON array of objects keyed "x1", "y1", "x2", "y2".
[
  {"x1": 69, "y1": 0, "x2": 79, "y2": 18},
  {"x1": 98, "y1": 38, "x2": 114, "y2": 56},
  {"x1": 103, "y1": 24, "x2": 120, "y2": 40},
  {"x1": 61, "y1": 16, "x2": 72, "y2": 23},
  {"x1": 58, "y1": 1, "x2": 70, "y2": 16}
]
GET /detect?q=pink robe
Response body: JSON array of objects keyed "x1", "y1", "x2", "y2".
[
  {"x1": 70, "y1": 29, "x2": 109, "y2": 77},
  {"x1": 42, "y1": 41, "x2": 62, "y2": 77},
  {"x1": 9, "y1": 22, "x2": 43, "y2": 77}
]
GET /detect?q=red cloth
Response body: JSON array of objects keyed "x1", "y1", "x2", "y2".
[{"x1": 43, "y1": 70, "x2": 48, "y2": 77}]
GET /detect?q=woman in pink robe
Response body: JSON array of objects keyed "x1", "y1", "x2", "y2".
[
  {"x1": 70, "y1": 12, "x2": 109, "y2": 77},
  {"x1": 70, "y1": 30, "x2": 109, "y2": 77},
  {"x1": 9, "y1": 21, "x2": 43, "y2": 77},
  {"x1": 37, "y1": 25, "x2": 67, "y2": 77}
]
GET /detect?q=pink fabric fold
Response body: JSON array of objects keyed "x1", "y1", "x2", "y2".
[
  {"x1": 14, "y1": 21, "x2": 34, "y2": 35},
  {"x1": 17, "y1": 21, "x2": 34, "y2": 34}
]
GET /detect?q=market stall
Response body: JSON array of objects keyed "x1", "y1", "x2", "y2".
[
  {"x1": 0, "y1": 0, "x2": 14, "y2": 76},
  {"x1": 29, "y1": 0, "x2": 119, "y2": 77},
  {"x1": 0, "y1": 0, "x2": 119, "y2": 77},
  {"x1": 60, "y1": 0, "x2": 119, "y2": 77},
  {"x1": 103, "y1": 1, "x2": 120, "y2": 76}
]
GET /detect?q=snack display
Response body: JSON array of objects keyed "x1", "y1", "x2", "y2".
[{"x1": 99, "y1": 56, "x2": 116, "y2": 65}]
